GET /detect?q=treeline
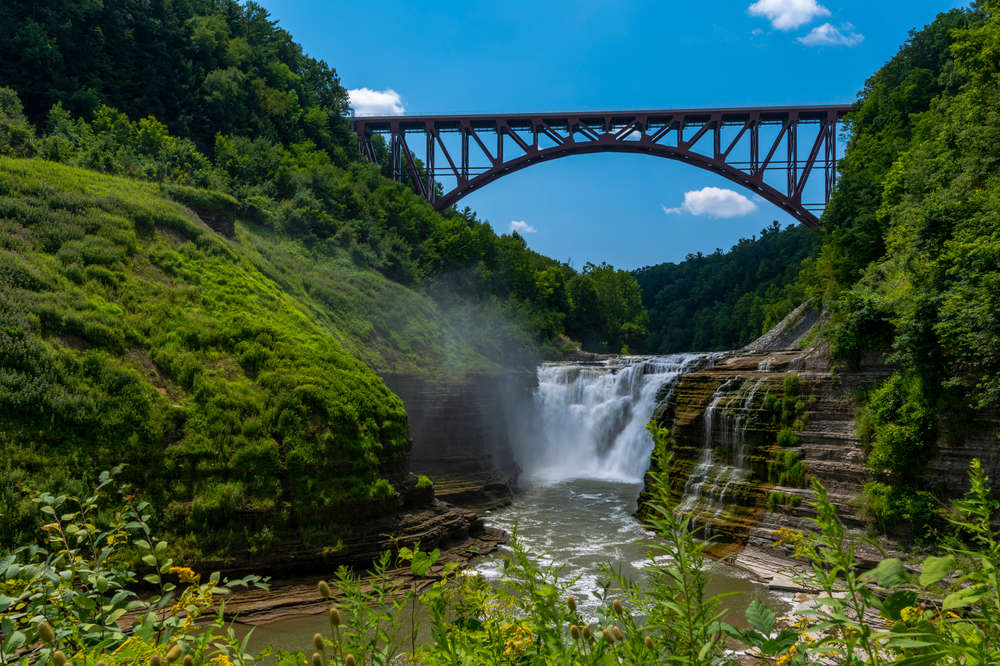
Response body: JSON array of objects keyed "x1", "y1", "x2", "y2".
[
  {"x1": 0, "y1": 0, "x2": 649, "y2": 357},
  {"x1": 634, "y1": 221, "x2": 819, "y2": 353},
  {"x1": 0, "y1": 0, "x2": 354, "y2": 159},
  {"x1": 805, "y1": 1, "x2": 1000, "y2": 534}
]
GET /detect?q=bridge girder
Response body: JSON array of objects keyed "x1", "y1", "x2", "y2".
[{"x1": 352, "y1": 105, "x2": 852, "y2": 229}]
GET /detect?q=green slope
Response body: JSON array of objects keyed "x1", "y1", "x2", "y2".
[{"x1": 0, "y1": 157, "x2": 494, "y2": 559}]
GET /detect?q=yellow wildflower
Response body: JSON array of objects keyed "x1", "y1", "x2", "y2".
[
  {"x1": 169, "y1": 566, "x2": 200, "y2": 584},
  {"x1": 501, "y1": 622, "x2": 534, "y2": 656},
  {"x1": 773, "y1": 527, "x2": 804, "y2": 548},
  {"x1": 900, "y1": 606, "x2": 922, "y2": 623}
]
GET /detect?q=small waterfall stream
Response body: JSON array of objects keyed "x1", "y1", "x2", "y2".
[{"x1": 677, "y1": 376, "x2": 768, "y2": 523}]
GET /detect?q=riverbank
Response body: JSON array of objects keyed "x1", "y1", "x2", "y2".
[{"x1": 222, "y1": 522, "x2": 506, "y2": 626}]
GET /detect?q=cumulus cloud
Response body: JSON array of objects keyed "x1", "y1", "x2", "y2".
[
  {"x1": 798, "y1": 22, "x2": 864, "y2": 46},
  {"x1": 348, "y1": 88, "x2": 405, "y2": 116},
  {"x1": 747, "y1": 0, "x2": 830, "y2": 30},
  {"x1": 510, "y1": 220, "x2": 537, "y2": 234},
  {"x1": 662, "y1": 187, "x2": 758, "y2": 218}
]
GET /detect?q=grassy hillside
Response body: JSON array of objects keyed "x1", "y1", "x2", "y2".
[{"x1": 0, "y1": 157, "x2": 434, "y2": 559}]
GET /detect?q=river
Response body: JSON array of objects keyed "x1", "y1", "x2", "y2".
[{"x1": 246, "y1": 355, "x2": 789, "y2": 651}]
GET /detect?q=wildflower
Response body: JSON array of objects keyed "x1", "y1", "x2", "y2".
[
  {"x1": 345, "y1": 656, "x2": 356, "y2": 666},
  {"x1": 166, "y1": 645, "x2": 184, "y2": 663},
  {"x1": 53, "y1": 651, "x2": 67, "y2": 666},
  {"x1": 582, "y1": 625, "x2": 592, "y2": 640},
  {"x1": 168, "y1": 566, "x2": 200, "y2": 584},
  {"x1": 900, "y1": 605, "x2": 922, "y2": 623},
  {"x1": 318, "y1": 580, "x2": 331, "y2": 599},
  {"x1": 151, "y1": 656, "x2": 164, "y2": 666},
  {"x1": 644, "y1": 636, "x2": 654, "y2": 650},
  {"x1": 613, "y1": 626, "x2": 624, "y2": 642},
  {"x1": 773, "y1": 527, "x2": 803, "y2": 548},
  {"x1": 311, "y1": 653, "x2": 322, "y2": 666},
  {"x1": 207, "y1": 654, "x2": 232, "y2": 666},
  {"x1": 612, "y1": 599, "x2": 623, "y2": 616},
  {"x1": 566, "y1": 595, "x2": 577, "y2": 612},
  {"x1": 183, "y1": 657, "x2": 195, "y2": 666},
  {"x1": 330, "y1": 607, "x2": 342, "y2": 627},
  {"x1": 501, "y1": 622, "x2": 534, "y2": 655},
  {"x1": 603, "y1": 628, "x2": 615, "y2": 645},
  {"x1": 570, "y1": 625, "x2": 580, "y2": 641}
]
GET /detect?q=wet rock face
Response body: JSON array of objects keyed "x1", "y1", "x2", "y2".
[
  {"x1": 381, "y1": 372, "x2": 536, "y2": 512},
  {"x1": 638, "y1": 346, "x2": 889, "y2": 558}
]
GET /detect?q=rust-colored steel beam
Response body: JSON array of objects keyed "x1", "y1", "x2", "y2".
[{"x1": 352, "y1": 104, "x2": 853, "y2": 229}]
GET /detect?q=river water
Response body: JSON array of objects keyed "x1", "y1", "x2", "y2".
[
  {"x1": 247, "y1": 355, "x2": 788, "y2": 650},
  {"x1": 478, "y1": 355, "x2": 789, "y2": 621}
]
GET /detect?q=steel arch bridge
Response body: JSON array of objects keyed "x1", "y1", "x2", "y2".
[{"x1": 352, "y1": 104, "x2": 852, "y2": 229}]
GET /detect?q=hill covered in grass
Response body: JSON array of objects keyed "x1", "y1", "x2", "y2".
[{"x1": 0, "y1": 157, "x2": 425, "y2": 559}]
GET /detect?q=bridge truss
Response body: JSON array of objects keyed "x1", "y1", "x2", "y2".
[{"x1": 353, "y1": 104, "x2": 852, "y2": 228}]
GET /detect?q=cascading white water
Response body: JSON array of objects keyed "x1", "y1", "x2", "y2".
[
  {"x1": 518, "y1": 354, "x2": 708, "y2": 484},
  {"x1": 678, "y1": 375, "x2": 769, "y2": 519}
]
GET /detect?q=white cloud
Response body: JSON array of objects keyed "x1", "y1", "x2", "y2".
[
  {"x1": 348, "y1": 88, "x2": 405, "y2": 116},
  {"x1": 747, "y1": 0, "x2": 830, "y2": 30},
  {"x1": 510, "y1": 220, "x2": 537, "y2": 234},
  {"x1": 798, "y1": 22, "x2": 864, "y2": 46},
  {"x1": 662, "y1": 187, "x2": 758, "y2": 218}
]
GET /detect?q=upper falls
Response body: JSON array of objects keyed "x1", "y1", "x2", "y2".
[{"x1": 515, "y1": 354, "x2": 710, "y2": 485}]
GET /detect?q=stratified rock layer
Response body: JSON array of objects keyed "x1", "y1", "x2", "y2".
[{"x1": 638, "y1": 336, "x2": 892, "y2": 585}]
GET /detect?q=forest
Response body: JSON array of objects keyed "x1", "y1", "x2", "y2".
[{"x1": 634, "y1": 221, "x2": 818, "y2": 353}]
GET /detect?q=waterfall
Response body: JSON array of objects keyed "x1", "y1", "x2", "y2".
[
  {"x1": 519, "y1": 354, "x2": 708, "y2": 484},
  {"x1": 677, "y1": 376, "x2": 768, "y2": 519}
]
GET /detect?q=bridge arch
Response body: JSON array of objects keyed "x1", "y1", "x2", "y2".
[{"x1": 353, "y1": 105, "x2": 852, "y2": 229}]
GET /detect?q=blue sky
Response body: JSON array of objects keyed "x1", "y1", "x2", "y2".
[{"x1": 259, "y1": 0, "x2": 969, "y2": 269}]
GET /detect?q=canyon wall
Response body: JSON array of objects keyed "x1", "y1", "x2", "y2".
[{"x1": 638, "y1": 307, "x2": 1000, "y2": 586}]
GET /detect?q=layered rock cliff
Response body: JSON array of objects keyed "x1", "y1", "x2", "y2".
[
  {"x1": 637, "y1": 307, "x2": 891, "y2": 584},
  {"x1": 638, "y1": 304, "x2": 1000, "y2": 586}
]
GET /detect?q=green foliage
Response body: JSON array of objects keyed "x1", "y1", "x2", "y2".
[
  {"x1": 722, "y1": 600, "x2": 800, "y2": 660},
  {"x1": 634, "y1": 221, "x2": 819, "y2": 353},
  {"x1": 860, "y1": 371, "x2": 937, "y2": 482},
  {"x1": 566, "y1": 261, "x2": 647, "y2": 353},
  {"x1": 810, "y1": 4, "x2": 1000, "y2": 525},
  {"x1": 16, "y1": 461, "x2": 1000, "y2": 666},
  {"x1": 415, "y1": 475, "x2": 433, "y2": 490},
  {"x1": 0, "y1": 88, "x2": 36, "y2": 158},
  {"x1": 0, "y1": 0, "x2": 353, "y2": 159},
  {"x1": 767, "y1": 490, "x2": 801, "y2": 512},
  {"x1": 0, "y1": 468, "x2": 266, "y2": 665},
  {"x1": 863, "y1": 480, "x2": 944, "y2": 540},
  {"x1": 0, "y1": 157, "x2": 411, "y2": 559},
  {"x1": 2, "y1": 77, "x2": 643, "y2": 357},
  {"x1": 773, "y1": 459, "x2": 1000, "y2": 664},
  {"x1": 767, "y1": 449, "x2": 808, "y2": 488}
]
